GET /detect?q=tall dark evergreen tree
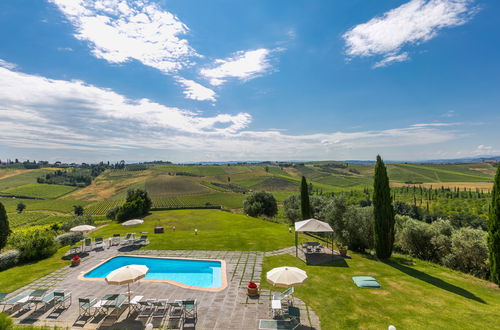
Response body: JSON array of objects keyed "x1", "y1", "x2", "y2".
[
  {"x1": 300, "y1": 176, "x2": 311, "y2": 220},
  {"x1": 373, "y1": 155, "x2": 395, "y2": 259},
  {"x1": 488, "y1": 165, "x2": 500, "y2": 286},
  {"x1": 0, "y1": 202, "x2": 10, "y2": 251}
]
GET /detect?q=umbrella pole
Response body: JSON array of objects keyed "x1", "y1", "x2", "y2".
[{"x1": 128, "y1": 282, "x2": 131, "y2": 314}]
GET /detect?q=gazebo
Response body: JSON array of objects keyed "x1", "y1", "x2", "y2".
[{"x1": 294, "y1": 218, "x2": 334, "y2": 257}]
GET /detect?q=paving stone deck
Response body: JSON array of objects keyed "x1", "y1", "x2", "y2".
[{"x1": 6, "y1": 245, "x2": 321, "y2": 330}]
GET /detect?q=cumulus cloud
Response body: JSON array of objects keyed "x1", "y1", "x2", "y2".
[
  {"x1": 343, "y1": 0, "x2": 477, "y2": 66},
  {"x1": 200, "y1": 48, "x2": 274, "y2": 86},
  {"x1": 48, "y1": 0, "x2": 197, "y2": 73},
  {"x1": 175, "y1": 77, "x2": 216, "y2": 102},
  {"x1": 0, "y1": 65, "x2": 460, "y2": 160}
]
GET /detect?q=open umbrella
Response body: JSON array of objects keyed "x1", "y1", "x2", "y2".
[
  {"x1": 105, "y1": 265, "x2": 149, "y2": 312},
  {"x1": 70, "y1": 225, "x2": 97, "y2": 251},
  {"x1": 267, "y1": 266, "x2": 308, "y2": 288},
  {"x1": 70, "y1": 225, "x2": 96, "y2": 233},
  {"x1": 121, "y1": 219, "x2": 144, "y2": 226}
]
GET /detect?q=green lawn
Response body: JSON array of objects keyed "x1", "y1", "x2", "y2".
[
  {"x1": 91, "y1": 209, "x2": 295, "y2": 251},
  {"x1": 261, "y1": 253, "x2": 500, "y2": 330},
  {"x1": 0, "y1": 247, "x2": 69, "y2": 293}
]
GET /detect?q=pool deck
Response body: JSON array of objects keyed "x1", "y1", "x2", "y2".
[{"x1": 7, "y1": 245, "x2": 321, "y2": 329}]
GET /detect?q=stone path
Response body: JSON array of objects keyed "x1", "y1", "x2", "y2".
[{"x1": 7, "y1": 246, "x2": 321, "y2": 330}]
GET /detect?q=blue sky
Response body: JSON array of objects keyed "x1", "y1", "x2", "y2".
[{"x1": 0, "y1": 0, "x2": 499, "y2": 163}]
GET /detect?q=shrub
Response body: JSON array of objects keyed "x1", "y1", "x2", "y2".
[
  {"x1": 243, "y1": 191, "x2": 278, "y2": 217},
  {"x1": 442, "y1": 227, "x2": 489, "y2": 278},
  {"x1": 395, "y1": 218, "x2": 437, "y2": 261},
  {"x1": 0, "y1": 250, "x2": 20, "y2": 271},
  {"x1": 342, "y1": 206, "x2": 374, "y2": 251},
  {"x1": 55, "y1": 232, "x2": 83, "y2": 246},
  {"x1": 0, "y1": 313, "x2": 13, "y2": 330},
  {"x1": 106, "y1": 206, "x2": 120, "y2": 220},
  {"x1": 115, "y1": 199, "x2": 144, "y2": 222},
  {"x1": 126, "y1": 189, "x2": 152, "y2": 215},
  {"x1": 60, "y1": 215, "x2": 94, "y2": 232},
  {"x1": 8, "y1": 228, "x2": 59, "y2": 262}
]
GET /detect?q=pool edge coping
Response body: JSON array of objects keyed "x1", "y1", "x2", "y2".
[{"x1": 77, "y1": 254, "x2": 228, "y2": 292}]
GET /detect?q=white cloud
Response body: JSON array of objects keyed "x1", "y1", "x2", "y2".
[
  {"x1": 0, "y1": 59, "x2": 17, "y2": 70},
  {"x1": 0, "y1": 65, "x2": 461, "y2": 160},
  {"x1": 373, "y1": 52, "x2": 410, "y2": 68},
  {"x1": 343, "y1": 0, "x2": 477, "y2": 66},
  {"x1": 49, "y1": 0, "x2": 197, "y2": 73},
  {"x1": 175, "y1": 77, "x2": 216, "y2": 102},
  {"x1": 200, "y1": 48, "x2": 274, "y2": 86}
]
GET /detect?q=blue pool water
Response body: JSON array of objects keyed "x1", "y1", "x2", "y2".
[{"x1": 83, "y1": 256, "x2": 222, "y2": 288}]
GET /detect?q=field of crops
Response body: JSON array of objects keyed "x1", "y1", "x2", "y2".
[
  {"x1": 85, "y1": 200, "x2": 123, "y2": 215},
  {"x1": 1, "y1": 183, "x2": 77, "y2": 198},
  {"x1": 154, "y1": 165, "x2": 227, "y2": 176},
  {"x1": 7, "y1": 212, "x2": 51, "y2": 228},
  {"x1": 387, "y1": 164, "x2": 493, "y2": 183},
  {"x1": 145, "y1": 175, "x2": 212, "y2": 197},
  {"x1": 0, "y1": 197, "x2": 89, "y2": 213},
  {"x1": 0, "y1": 169, "x2": 53, "y2": 191}
]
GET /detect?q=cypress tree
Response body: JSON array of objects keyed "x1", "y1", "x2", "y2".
[
  {"x1": 488, "y1": 165, "x2": 500, "y2": 286},
  {"x1": 373, "y1": 155, "x2": 395, "y2": 259},
  {"x1": 0, "y1": 202, "x2": 10, "y2": 250},
  {"x1": 300, "y1": 176, "x2": 311, "y2": 220}
]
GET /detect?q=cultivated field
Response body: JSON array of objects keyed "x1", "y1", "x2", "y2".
[{"x1": 0, "y1": 162, "x2": 496, "y2": 225}]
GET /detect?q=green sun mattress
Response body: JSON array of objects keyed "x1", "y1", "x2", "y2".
[{"x1": 352, "y1": 276, "x2": 381, "y2": 288}]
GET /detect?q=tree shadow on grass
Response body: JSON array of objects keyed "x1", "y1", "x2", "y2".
[{"x1": 385, "y1": 259, "x2": 486, "y2": 304}]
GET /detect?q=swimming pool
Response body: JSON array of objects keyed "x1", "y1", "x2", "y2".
[{"x1": 82, "y1": 256, "x2": 225, "y2": 290}]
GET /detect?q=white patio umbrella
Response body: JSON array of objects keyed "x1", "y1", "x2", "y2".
[
  {"x1": 266, "y1": 266, "x2": 308, "y2": 288},
  {"x1": 121, "y1": 219, "x2": 144, "y2": 226},
  {"x1": 70, "y1": 225, "x2": 97, "y2": 251},
  {"x1": 105, "y1": 265, "x2": 149, "y2": 311},
  {"x1": 70, "y1": 225, "x2": 96, "y2": 233}
]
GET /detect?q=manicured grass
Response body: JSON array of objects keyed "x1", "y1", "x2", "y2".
[
  {"x1": 91, "y1": 209, "x2": 295, "y2": 251},
  {"x1": 261, "y1": 253, "x2": 500, "y2": 330},
  {"x1": 0, "y1": 247, "x2": 69, "y2": 293},
  {"x1": 1, "y1": 184, "x2": 77, "y2": 199}
]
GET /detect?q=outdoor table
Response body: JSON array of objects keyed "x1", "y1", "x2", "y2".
[{"x1": 307, "y1": 241, "x2": 320, "y2": 246}]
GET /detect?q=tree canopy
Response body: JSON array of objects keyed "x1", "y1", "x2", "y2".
[{"x1": 373, "y1": 155, "x2": 395, "y2": 259}]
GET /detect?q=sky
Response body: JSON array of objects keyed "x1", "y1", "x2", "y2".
[{"x1": 0, "y1": 0, "x2": 499, "y2": 163}]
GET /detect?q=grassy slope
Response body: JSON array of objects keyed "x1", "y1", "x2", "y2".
[
  {"x1": 0, "y1": 169, "x2": 53, "y2": 191},
  {"x1": 1, "y1": 183, "x2": 77, "y2": 198},
  {"x1": 261, "y1": 253, "x2": 500, "y2": 330},
  {"x1": 0, "y1": 247, "x2": 69, "y2": 293},
  {"x1": 91, "y1": 209, "x2": 295, "y2": 251}
]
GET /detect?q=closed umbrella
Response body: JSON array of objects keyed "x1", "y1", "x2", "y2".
[
  {"x1": 105, "y1": 265, "x2": 149, "y2": 311},
  {"x1": 121, "y1": 219, "x2": 144, "y2": 226},
  {"x1": 266, "y1": 266, "x2": 308, "y2": 288}
]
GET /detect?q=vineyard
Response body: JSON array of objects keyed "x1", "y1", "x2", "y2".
[
  {"x1": 85, "y1": 200, "x2": 123, "y2": 215},
  {"x1": 0, "y1": 183, "x2": 77, "y2": 198},
  {"x1": 7, "y1": 212, "x2": 51, "y2": 228}
]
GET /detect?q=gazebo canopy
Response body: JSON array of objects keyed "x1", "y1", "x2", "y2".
[{"x1": 294, "y1": 218, "x2": 333, "y2": 232}]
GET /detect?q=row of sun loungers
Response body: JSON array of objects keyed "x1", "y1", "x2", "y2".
[
  {"x1": 69, "y1": 234, "x2": 149, "y2": 253},
  {"x1": 0, "y1": 289, "x2": 72, "y2": 314},
  {"x1": 78, "y1": 294, "x2": 197, "y2": 328}
]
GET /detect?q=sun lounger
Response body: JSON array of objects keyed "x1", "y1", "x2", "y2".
[
  {"x1": 151, "y1": 299, "x2": 168, "y2": 326},
  {"x1": 112, "y1": 234, "x2": 120, "y2": 246},
  {"x1": 167, "y1": 302, "x2": 184, "y2": 329},
  {"x1": 24, "y1": 289, "x2": 48, "y2": 310},
  {"x1": 34, "y1": 290, "x2": 63, "y2": 311},
  {"x1": 177, "y1": 299, "x2": 196, "y2": 320},
  {"x1": 94, "y1": 237, "x2": 105, "y2": 250},
  {"x1": 129, "y1": 295, "x2": 143, "y2": 312},
  {"x1": 78, "y1": 297, "x2": 97, "y2": 317},
  {"x1": 93, "y1": 294, "x2": 126, "y2": 316},
  {"x1": 0, "y1": 290, "x2": 33, "y2": 312},
  {"x1": 69, "y1": 243, "x2": 80, "y2": 254},
  {"x1": 134, "y1": 235, "x2": 149, "y2": 246},
  {"x1": 122, "y1": 233, "x2": 134, "y2": 245},
  {"x1": 0, "y1": 293, "x2": 7, "y2": 303},
  {"x1": 53, "y1": 290, "x2": 72, "y2": 310},
  {"x1": 137, "y1": 299, "x2": 156, "y2": 320},
  {"x1": 272, "y1": 287, "x2": 294, "y2": 301},
  {"x1": 83, "y1": 238, "x2": 92, "y2": 252},
  {"x1": 258, "y1": 318, "x2": 300, "y2": 330}
]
